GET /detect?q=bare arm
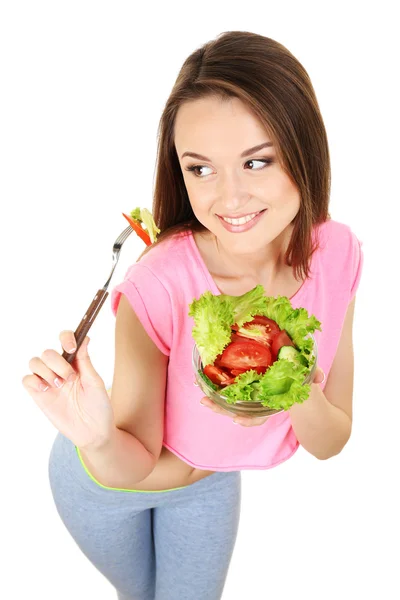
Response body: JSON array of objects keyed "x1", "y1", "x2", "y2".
[
  {"x1": 288, "y1": 297, "x2": 356, "y2": 460},
  {"x1": 79, "y1": 294, "x2": 168, "y2": 488}
]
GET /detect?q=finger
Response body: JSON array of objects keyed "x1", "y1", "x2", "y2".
[
  {"x1": 22, "y1": 373, "x2": 52, "y2": 393},
  {"x1": 232, "y1": 415, "x2": 270, "y2": 427},
  {"x1": 31, "y1": 350, "x2": 78, "y2": 389},
  {"x1": 200, "y1": 397, "x2": 270, "y2": 425},
  {"x1": 59, "y1": 331, "x2": 91, "y2": 362},
  {"x1": 200, "y1": 397, "x2": 234, "y2": 418},
  {"x1": 59, "y1": 330, "x2": 78, "y2": 354},
  {"x1": 28, "y1": 356, "x2": 64, "y2": 389},
  {"x1": 73, "y1": 335, "x2": 91, "y2": 360},
  {"x1": 312, "y1": 366, "x2": 325, "y2": 385},
  {"x1": 22, "y1": 373, "x2": 69, "y2": 419}
]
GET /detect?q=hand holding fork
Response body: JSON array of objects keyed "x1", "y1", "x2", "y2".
[{"x1": 21, "y1": 226, "x2": 133, "y2": 449}]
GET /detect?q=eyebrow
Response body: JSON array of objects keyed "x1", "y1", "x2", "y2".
[{"x1": 180, "y1": 142, "x2": 274, "y2": 161}]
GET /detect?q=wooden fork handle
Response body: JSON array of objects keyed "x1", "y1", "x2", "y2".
[{"x1": 62, "y1": 288, "x2": 109, "y2": 364}]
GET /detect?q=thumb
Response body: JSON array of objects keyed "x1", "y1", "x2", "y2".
[
  {"x1": 72, "y1": 336, "x2": 103, "y2": 386},
  {"x1": 312, "y1": 366, "x2": 326, "y2": 385}
]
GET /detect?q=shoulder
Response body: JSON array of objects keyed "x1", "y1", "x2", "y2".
[
  {"x1": 314, "y1": 218, "x2": 362, "y2": 260},
  {"x1": 121, "y1": 231, "x2": 191, "y2": 285},
  {"x1": 313, "y1": 218, "x2": 364, "y2": 300},
  {"x1": 110, "y1": 233, "x2": 191, "y2": 355},
  {"x1": 315, "y1": 217, "x2": 358, "y2": 243},
  {"x1": 136, "y1": 231, "x2": 191, "y2": 276}
]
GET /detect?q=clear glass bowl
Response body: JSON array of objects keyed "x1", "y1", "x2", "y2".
[{"x1": 192, "y1": 333, "x2": 317, "y2": 418}]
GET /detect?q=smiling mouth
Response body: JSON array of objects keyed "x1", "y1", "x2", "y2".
[{"x1": 219, "y1": 210, "x2": 265, "y2": 226}]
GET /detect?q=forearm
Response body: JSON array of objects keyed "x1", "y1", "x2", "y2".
[
  {"x1": 78, "y1": 426, "x2": 157, "y2": 489},
  {"x1": 289, "y1": 385, "x2": 352, "y2": 460}
]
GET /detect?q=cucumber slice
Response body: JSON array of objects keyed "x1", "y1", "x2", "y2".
[{"x1": 277, "y1": 345, "x2": 301, "y2": 364}]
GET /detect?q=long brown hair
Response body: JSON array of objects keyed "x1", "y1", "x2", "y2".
[{"x1": 141, "y1": 30, "x2": 330, "y2": 280}]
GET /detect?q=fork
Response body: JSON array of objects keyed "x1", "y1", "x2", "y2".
[{"x1": 61, "y1": 225, "x2": 133, "y2": 365}]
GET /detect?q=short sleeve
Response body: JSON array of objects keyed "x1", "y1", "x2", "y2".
[
  {"x1": 349, "y1": 232, "x2": 364, "y2": 302},
  {"x1": 110, "y1": 263, "x2": 172, "y2": 356}
]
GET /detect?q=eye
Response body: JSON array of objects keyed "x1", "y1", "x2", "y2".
[
  {"x1": 184, "y1": 158, "x2": 273, "y2": 178},
  {"x1": 185, "y1": 165, "x2": 214, "y2": 178},
  {"x1": 244, "y1": 159, "x2": 273, "y2": 170}
]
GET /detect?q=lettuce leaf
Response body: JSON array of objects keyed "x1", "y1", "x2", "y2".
[
  {"x1": 251, "y1": 359, "x2": 309, "y2": 409},
  {"x1": 256, "y1": 295, "x2": 321, "y2": 354},
  {"x1": 188, "y1": 292, "x2": 234, "y2": 366},
  {"x1": 219, "y1": 285, "x2": 269, "y2": 327},
  {"x1": 189, "y1": 285, "x2": 272, "y2": 366},
  {"x1": 221, "y1": 369, "x2": 260, "y2": 402},
  {"x1": 130, "y1": 207, "x2": 142, "y2": 221},
  {"x1": 130, "y1": 207, "x2": 160, "y2": 243},
  {"x1": 222, "y1": 360, "x2": 310, "y2": 410}
]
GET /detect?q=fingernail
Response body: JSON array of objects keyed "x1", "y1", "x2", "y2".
[
  {"x1": 200, "y1": 400, "x2": 206, "y2": 406},
  {"x1": 54, "y1": 377, "x2": 64, "y2": 388},
  {"x1": 39, "y1": 383, "x2": 49, "y2": 392},
  {"x1": 232, "y1": 420, "x2": 238, "y2": 425},
  {"x1": 67, "y1": 346, "x2": 77, "y2": 353}
]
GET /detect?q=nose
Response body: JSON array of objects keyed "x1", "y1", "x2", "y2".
[{"x1": 217, "y1": 170, "x2": 249, "y2": 212}]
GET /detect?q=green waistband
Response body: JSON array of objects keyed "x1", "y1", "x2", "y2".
[{"x1": 75, "y1": 446, "x2": 187, "y2": 493}]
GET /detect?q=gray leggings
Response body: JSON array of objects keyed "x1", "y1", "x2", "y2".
[{"x1": 48, "y1": 433, "x2": 241, "y2": 600}]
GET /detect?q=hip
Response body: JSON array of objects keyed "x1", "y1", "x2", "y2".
[
  {"x1": 126, "y1": 445, "x2": 216, "y2": 491},
  {"x1": 49, "y1": 432, "x2": 238, "y2": 501}
]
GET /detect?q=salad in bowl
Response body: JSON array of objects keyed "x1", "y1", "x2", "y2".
[{"x1": 189, "y1": 285, "x2": 321, "y2": 417}]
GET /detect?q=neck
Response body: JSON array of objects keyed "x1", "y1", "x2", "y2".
[{"x1": 210, "y1": 226, "x2": 293, "y2": 283}]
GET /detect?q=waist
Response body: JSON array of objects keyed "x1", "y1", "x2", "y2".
[{"x1": 130, "y1": 445, "x2": 216, "y2": 491}]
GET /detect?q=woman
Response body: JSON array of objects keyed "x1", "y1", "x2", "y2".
[{"x1": 22, "y1": 31, "x2": 363, "y2": 600}]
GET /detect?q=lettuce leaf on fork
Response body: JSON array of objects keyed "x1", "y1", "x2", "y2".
[{"x1": 130, "y1": 207, "x2": 160, "y2": 243}]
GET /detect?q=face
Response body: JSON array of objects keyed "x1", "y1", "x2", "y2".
[{"x1": 174, "y1": 96, "x2": 301, "y2": 256}]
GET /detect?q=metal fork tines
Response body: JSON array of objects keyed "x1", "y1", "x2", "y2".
[{"x1": 103, "y1": 225, "x2": 133, "y2": 291}]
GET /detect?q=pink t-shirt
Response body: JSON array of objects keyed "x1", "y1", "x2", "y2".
[{"x1": 110, "y1": 219, "x2": 363, "y2": 471}]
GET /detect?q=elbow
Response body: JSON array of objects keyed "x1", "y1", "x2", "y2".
[
  {"x1": 313, "y1": 448, "x2": 341, "y2": 461},
  {"x1": 310, "y1": 431, "x2": 352, "y2": 461},
  {"x1": 303, "y1": 445, "x2": 339, "y2": 460}
]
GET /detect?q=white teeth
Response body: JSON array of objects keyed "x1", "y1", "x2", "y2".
[{"x1": 221, "y1": 211, "x2": 260, "y2": 225}]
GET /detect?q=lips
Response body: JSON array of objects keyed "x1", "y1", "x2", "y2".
[
  {"x1": 218, "y1": 210, "x2": 262, "y2": 220},
  {"x1": 217, "y1": 209, "x2": 267, "y2": 233},
  {"x1": 220, "y1": 210, "x2": 262, "y2": 225}
]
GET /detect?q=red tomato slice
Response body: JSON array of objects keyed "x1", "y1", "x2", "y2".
[
  {"x1": 219, "y1": 376, "x2": 237, "y2": 387},
  {"x1": 230, "y1": 366, "x2": 267, "y2": 376},
  {"x1": 213, "y1": 353, "x2": 225, "y2": 367},
  {"x1": 215, "y1": 335, "x2": 266, "y2": 367},
  {"x1": 235, "y1": 325, "x2": 273, "y2": 346},
  {"x1": 230, "y1": 333, "x2": 258, "y2": 344},
  {"x1": 232, "y1": 316, "x2": 280, "y2": 331},
  {"x1": 250, "y1": 316, "x2": 281, "y2": 333},
  {"x1": 271, "y1": 330, "x2": 295, "y2": 359},
  {"x1": 218, "y1": 341, "x2": 272, "y2": 370},
  {"x1": 203, "y1": 364, "x2": 232, "y2": 385},
  {"x1": 232, "y1": 316, "x2": 281, "y2": 346},
  {"x1": 230, "y1": 368, "x2": 247, "y2": 376}
]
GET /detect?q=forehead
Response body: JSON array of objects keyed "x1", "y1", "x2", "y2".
[{"x1": 174, "y1": 96, "x2": 270, "y2": 154}]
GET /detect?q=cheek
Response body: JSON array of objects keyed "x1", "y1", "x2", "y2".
[
  {"x1": 186, "y1": 184, "x2": 214, "y2": 215},
  {"x1": 267, "y1": 174, "x2": 300, "y2": 210}
]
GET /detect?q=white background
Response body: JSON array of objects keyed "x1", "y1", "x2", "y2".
[{"x1": 1, "y1": 1, "x2": 399, "y2": 598}]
